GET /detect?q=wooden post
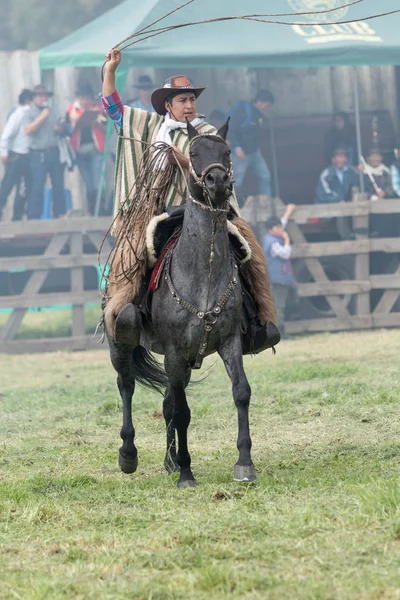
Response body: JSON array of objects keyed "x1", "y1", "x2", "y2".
[
  {"x1": 70, "y1": 232, "x2": 85, "y2": 343},
  {"x1": 352, "y1": 191, "x2": 371, "y2": 318}
]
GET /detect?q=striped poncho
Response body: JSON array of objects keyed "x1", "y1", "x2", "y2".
[{"x1": 113, "y1": 105, "x2": 239, "y2": 220}]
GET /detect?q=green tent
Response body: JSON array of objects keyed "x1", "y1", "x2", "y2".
[{"x1": 40, "y1": 0, "x2": 400, "y2": 70}]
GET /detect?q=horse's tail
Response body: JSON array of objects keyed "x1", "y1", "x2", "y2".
[{"x1": 131, "y1": 346, "x2": 169, "y2": 395}]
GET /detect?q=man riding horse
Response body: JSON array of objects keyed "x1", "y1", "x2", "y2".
[{"x1": 101, "y1": 49, "x2": 278, "y2": 351}]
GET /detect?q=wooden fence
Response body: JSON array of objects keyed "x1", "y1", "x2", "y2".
[
  {"x1": 1, "y1": 197, "x2": 400, "y2": 354},
  {"x1": 0, "y1": 214, "x2": 111, "y2": 354},
  {"x1": 241, "y1": 194, "x2": 400, "y2": 335}
]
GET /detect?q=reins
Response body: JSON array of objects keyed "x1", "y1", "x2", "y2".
[{"x1": 164, "y1": 133, "x2": 237, "y2": 369}]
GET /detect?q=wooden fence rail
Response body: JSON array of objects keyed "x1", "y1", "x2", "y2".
[
  {"x1": 0, "y1": 214, "x2": 111, "y2": 354},
  {"x1": 241, "y1": 194, "x2": 400, "y2": 336}
]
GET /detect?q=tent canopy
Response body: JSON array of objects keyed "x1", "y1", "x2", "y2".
[{"x1": 40, "y1": 0, "x2": 400, "y2": 70}]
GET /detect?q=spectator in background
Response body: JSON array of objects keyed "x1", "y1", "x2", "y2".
[
  {"x1": 0, "y1": 89, "x2": 34, "y2": 221},
  {"x1": 66, "y1": 82, "x2": 107, "y2": 214},
  {"x1": 362, "y1": 147, "x2": 398, "y2": 238},
  {"x1": 228, "y1": 89, "x2": 275, "y2": 201},
  {"x1": 316, "y1": 146, "x2": 359, "y2": 240},
  {"x1": 324, "y1": 111, "x2": 357, "y2": 166},
  {"x1": 391, "y1": 146, "x2": 400, "y2": 198},
  {"x1": 128, "y1": 75, "x2": 155, "y2": 112},
  {"x1": 209, "y1": 109, "x2": 226, "y2": 131},
  {"x1": 263, "y1": 204, "x2": 296, "y2": 339},
  {"x1": 23, "y1": 84, "x2": 66, "y2": 219},
  {"x1": 362, "y1": 147, "x2": 396, "y2": 200}
]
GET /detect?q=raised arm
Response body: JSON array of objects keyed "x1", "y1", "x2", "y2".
[{"x1": 102, "y1": 49, "x2": 121, "y2": 97}]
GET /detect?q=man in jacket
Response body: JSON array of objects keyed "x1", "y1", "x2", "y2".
[
  {"x1": 228, "y1": 90, "x2": 275, "y2": 201},
  {"x1": 316, "y1": 147, "x2": 359, "y2": 239}
]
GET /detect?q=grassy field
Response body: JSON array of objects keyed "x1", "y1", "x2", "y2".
[{"x1": 1, "y1": 329, "x2": 400, "y2": 599}]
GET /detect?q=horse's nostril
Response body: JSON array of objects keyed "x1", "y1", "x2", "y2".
[{"x1": 206, "y1": 173, "x2": 215, "y2": 185}]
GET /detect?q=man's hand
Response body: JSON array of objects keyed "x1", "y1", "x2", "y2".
[
  {"x1": 377, "y1": 190, "x2": 385, "y2": 200},
  {"x1": 168, "y1": 146, "x2": 189, "y2": 169},
  {"x1": 1, "y1": 156, "x2": 7, "y2": 166},
  {"x1": 281, "y1": 231, "x2": 290, "y2": 245},
  {"x1": 105, "y1": 49, "x2": 121, "y2": 73},
  {"x1": 235, "y1": 147, "x2": 246, "y2": 161},
  {"x1": 286, "y1": 203, "x2": 296, "y2": 214}
]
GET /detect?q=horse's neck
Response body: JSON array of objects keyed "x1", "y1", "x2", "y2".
[{"x1": 174, "y1": 199, "x2": 231, "y2": 284}]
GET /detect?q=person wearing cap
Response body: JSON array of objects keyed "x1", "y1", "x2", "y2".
[
  {"x1": 0, "y1": 89, "x2": 34, "y2": 221},
  {"x1": 263, "y1": 204, "x2": 296, "y2": 338},
  {"x1": 315, "y1": 146, "x2": 359, "y2": 240},
  {"x1": 228, "y1": 90, "x2": 275, "y2": 201},
  {"x1": 23, "y1": 84, "x2": 66, "y2": 219},
  {"x1": 101, "y1": 48, "x2": 277, "y2": 342},
  {"x1": 127, "y1": 75, "x2": 155, "y2": 112},
  {"x1": 65, "y1": 82, "x2": 107, "y2": 214}
]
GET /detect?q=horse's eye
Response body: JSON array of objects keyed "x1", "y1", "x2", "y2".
[{"x1": 189, "y1": 152, "x2": 197, "y2": 159}]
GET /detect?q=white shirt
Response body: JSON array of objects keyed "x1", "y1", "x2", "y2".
[
  {"x1": 0, "y1": 105, "x2": 31, "y2": 157},
  {"x1": 270, "y1": 217, "x2": 292, "y2": 260}
]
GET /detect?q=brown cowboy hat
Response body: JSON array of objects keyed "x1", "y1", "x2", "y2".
[
  {"x1": 32, "y1": 84, "x2": 53, "y2": 97},
  {"x1": 151, "y1": 75, "x2": 205, "y2": 116}
]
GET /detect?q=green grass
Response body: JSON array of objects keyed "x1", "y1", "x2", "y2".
[
  {"x1": 0, "y1": 305, "x2": 101, "y2": 339},
  {"x1": 1, "y1": 329, "x2": 400, "y2": 599}
]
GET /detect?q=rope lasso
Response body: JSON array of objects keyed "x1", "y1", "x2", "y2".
[{"x1": 101, "y1": 0, "x2": 400, "y2": 80}]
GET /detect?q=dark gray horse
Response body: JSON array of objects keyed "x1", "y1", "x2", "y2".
[{"x1": 107, "y1": 120, "x2": 258, "y2": 487}]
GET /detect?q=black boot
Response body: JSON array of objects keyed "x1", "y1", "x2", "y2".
[{"x1": 241, "y1": 285, "x2": 280, "y2": 355}]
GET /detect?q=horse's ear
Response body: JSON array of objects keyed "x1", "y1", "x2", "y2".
[
  {"x1": 186, "y1": 119, "x2": 199, "y2": 140},
  {"x1": 217, "y1": 117, "x2": 230, "y2": 141}
]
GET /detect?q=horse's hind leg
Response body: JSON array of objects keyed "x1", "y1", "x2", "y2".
[
  {"x1": 219, "y1": 337, "x2": 256, "y2": 483},
  {"x1": 164, "y1": 351, "x2": 196, "y2": 488},
  {"x1": 108, "y1": 337, "x2": 138, "y2": 474}
]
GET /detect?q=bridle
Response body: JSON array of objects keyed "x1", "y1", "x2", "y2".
[
  {"x1": 164, "y1": 133, "x2": 238, "y2": 369},
  {"x1": 188, "y1": 134, "x2": 234, "y2": 211}
]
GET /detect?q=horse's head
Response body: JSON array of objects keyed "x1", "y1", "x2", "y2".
[{"x1": 187, "y1": 119, "x2": 233, "y2": 210}]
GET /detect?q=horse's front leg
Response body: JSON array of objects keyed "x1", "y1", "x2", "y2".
[
  {"x1": 108, "y1": 337, "x2": 138, "y2": 474},
  {"x1": 163, "y1": 388, "x2": 179, "y2": 473},
  {"x1": 219, "y1": 336, "x2": 256, "y2": 482},
  {"x1": 164, "y1": 350, "x2": 196, "y2": 488}
]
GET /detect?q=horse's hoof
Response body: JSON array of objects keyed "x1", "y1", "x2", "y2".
[
  {"x1": 164, "y1": 457, "x2": 180, "y2": 474},
  {"x1": 234, "y1": 464, "x2": 257, "y2": 482},
  {"x1": 118, "y1": 451, "x2": 138, "y2": 474},
  {"x1": 177, "y1": 479, "x2": 198, "y2": 489}
]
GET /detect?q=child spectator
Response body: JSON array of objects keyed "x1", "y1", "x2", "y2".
[
  {"x1": 363, "y1": 147, "x2": 397, "y2": 200},
  {"x1": 363, "y1": 147, "x2": 398, "y2": 238},
  {"x1": 263, "y1": 204, "x2": 296, "y2": 338}
]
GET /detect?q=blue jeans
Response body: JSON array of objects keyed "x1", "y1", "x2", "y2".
[
  {"x1": 232, "y1": 150, "x2": 271, "y2": 196},
  {"x1": 28, "y1": 147, "x2": 65, "y2": 219},
  {"x1": 77, "y1": 152, "x2": 103, "y2": 214}
]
